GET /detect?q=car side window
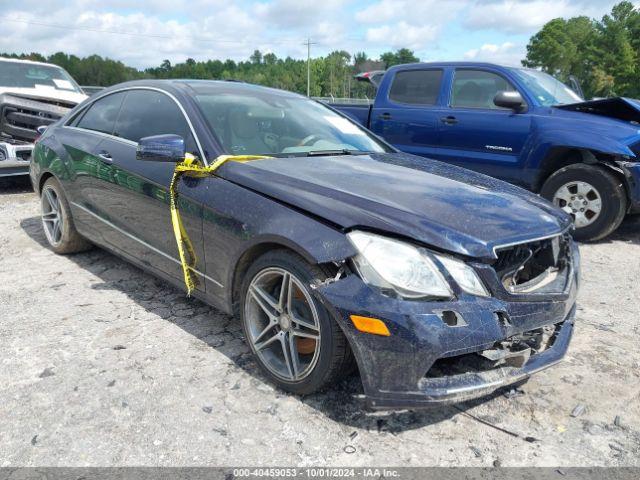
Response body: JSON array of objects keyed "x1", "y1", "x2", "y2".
[
  {"x1": 451, "y1": 70, "x2": 516, "y2": 109},
  {"x1": 389, "y1": 70, "x2": 443, "y2": 105},
  {"x1": 75, "y1": 92, "x2": 126, "y2": 134},
  {"x1": 114, "y1": 90, "x2": 197, "y2": 153}
]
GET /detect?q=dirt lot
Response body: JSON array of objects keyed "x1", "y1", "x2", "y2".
[{"x1": 1, "y1": 176, "x2": 639, "y2": 467}]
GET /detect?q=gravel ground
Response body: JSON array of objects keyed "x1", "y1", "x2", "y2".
[{"x1": 1, "y1": 176, "x2": 639, "y2": 467}]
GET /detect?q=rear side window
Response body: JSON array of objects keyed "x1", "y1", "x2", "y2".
[
  {"x1": 75, "y1": 92, "x2": 125, "y2": 134},
  {"x1": 451, "y1": 70, "x2": 516, "y2": 109},
  {"x1": 389, "y1": 70, "x2": 443, "y2": 105},
  {"x1": 113, "y1": 90, "x2": 196, "y2": 152}
]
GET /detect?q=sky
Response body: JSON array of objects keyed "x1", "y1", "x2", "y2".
[{"x1": 1, "y1": 0, "x2": 636, "y2": 69}]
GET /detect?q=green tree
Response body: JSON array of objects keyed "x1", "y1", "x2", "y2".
[
  {"x1": 523, "y1": 1, "x2": 640, "y2": 98},
  {"x1": 3, "y1": 46, "x2": 422, "y2": 98},
  {"x1": 380, "y1": 48, "x2": 419, "y2": 69}
]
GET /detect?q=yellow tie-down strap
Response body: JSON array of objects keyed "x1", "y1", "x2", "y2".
[{"x1": 170, "y1": 153, "x2": 270, "y2": 295}]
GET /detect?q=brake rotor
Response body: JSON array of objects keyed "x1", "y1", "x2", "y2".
[
  {"x1": 296, "y1": 337, "x2": 316, "y2": 355},
  {"x1": 292, "y1": 286, "x2": 317, "y2": 355}
]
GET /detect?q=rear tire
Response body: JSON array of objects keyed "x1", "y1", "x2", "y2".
[
  {"x1": 40, "y1": 177, "x2": 92, "y2": 254},
  {"x1": 240, "y1": 249, "x2": 352, "y2": 395},
  {"x1": 540, "y1": 163, "x2": 627, "y2": 242}
]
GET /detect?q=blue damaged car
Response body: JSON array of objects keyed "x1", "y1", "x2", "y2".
[
  {"x1": 332, "y1": 62, "x2": 640, "y2": 242},
  {"x1": 30, "y1": 80, "x2": 579, "y2": 409}
]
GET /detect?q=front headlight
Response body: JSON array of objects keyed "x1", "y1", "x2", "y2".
[
  {"x1": 435, "y1": 254, "x2": 489, "y2": 297},
  {"x1": 347, "y1": 231, "x2": 452, "y2": 299}
]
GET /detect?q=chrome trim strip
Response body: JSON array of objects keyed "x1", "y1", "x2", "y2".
[
  {"x1": 70, "y1": 201, "x2": 223, "y2": 288},
  {"x1": 63, "y1": 86, "x2": 208, "y2": 165},
  {"x1": 491, "y1": 226, "x2": 571, "y2": 258},
  {"x1": 64, "y1": 126, "x2": 137, "y2": 147}
]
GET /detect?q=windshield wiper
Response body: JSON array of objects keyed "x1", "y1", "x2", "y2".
[{"x1": 305, "y1": 149, "x2": 368, "y2": 157}]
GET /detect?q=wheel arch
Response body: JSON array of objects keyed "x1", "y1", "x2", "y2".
[
  {"x1": 229, "y1": 239, "x2": 343, "y2": 318},
  {"x1": 37, "y1": 171, "x2": 56, "y2": 195},
  {"x1": 535, "y1": 146, "x2": 628, "y2": 196}
]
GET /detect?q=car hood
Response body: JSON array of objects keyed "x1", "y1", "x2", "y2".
[
  {"x1": 552, "y1": 97, "x2": 640, "y2": 138},
  {"x1": 554, "y1": 97, "x2": 640, "y2": 123},
  {"x1": 218, "y1": 152, "x2": 571, "y2": 259},
  {"x1": 0, "y1": 87, "x2": 87, "y2": 105}
]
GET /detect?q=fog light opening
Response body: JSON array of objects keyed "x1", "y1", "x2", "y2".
[
  {"x1": 436, "y1": 310, "x2": 467, "y2": 327},
  {"x1": 496, "y1": 311, "x2": 512, "y2": 328}
]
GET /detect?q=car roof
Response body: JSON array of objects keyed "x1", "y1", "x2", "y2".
[
  {"x1": 388, "y1": 61, "x2": 526, "y2": 70},
  {"x1": 0, "y1": 57, "x2": 62, "y2": 68},
  {"x1": 99, "y1": 79, "x2": 307, "y2": 100}
]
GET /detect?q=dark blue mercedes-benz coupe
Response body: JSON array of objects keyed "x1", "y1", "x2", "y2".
[{"x1": 30, "y1": 79, "x2": 580, "y2": 409}]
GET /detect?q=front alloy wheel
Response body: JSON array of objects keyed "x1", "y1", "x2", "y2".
[
  {"x1": 240, "y1": 250, "x2": 353, "y2": 395},
  {"x1": 244, "y1": 267, "x2": 321, "y2": 381},
  {"x1": 552, "y1": 180, "x2": 602, "y2": 228}
]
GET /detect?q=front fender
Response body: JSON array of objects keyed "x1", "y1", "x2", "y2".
[
  {"x1": 523, "y1": 127, "x2": 637, "y2": 189},
  {"x1": 198, "y1": 176, "x2": 356, "y2": 312}
]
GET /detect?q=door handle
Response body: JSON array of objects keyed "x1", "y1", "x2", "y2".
[
  {"x1": 377, "y1": 112, "x2": 392, "y2": 120},
  {"x1": 440, "y1": 116, "x2": 458, "y2": 125},
  {"x1": 97, "y1": 151, "x2": 113, "y2": 164}
]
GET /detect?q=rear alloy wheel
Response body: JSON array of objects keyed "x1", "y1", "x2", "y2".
[
  {"x1": 40, "y1": 177, "x2": 92, "y2": 254},
  {"x1": 541, "y1": 163, "x2": 627, "y2": 242},
  {"x1": 240, "y1": 250, "x2": 352, "y2": 395},
  {"x1": 41, "y1": 184, "x2": 64, "y2": 248}
]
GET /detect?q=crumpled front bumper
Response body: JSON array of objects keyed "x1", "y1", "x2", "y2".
[
  {"x1": 617, "y1": 160, "x2": 640, "y2": 212},
  {"x1": 314, "y1": 244, "x2": 580, "y2": 410}
]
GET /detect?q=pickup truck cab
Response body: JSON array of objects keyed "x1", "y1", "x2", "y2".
[{"x1": 330, "y1": 62, "x2": 640, "y2": 241}]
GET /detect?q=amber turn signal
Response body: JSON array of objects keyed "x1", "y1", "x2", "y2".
[{"x1": 350, "y1": 315, "x2": 391, "y2": 336}]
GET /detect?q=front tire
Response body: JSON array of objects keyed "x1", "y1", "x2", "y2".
[
  {"x1": 40, "y1": 177, "x2": 92, "y2": 254},
  {"x1": 540, "y1": 164, "x2": 627, "y2": 242},
  {"x1": 240, "y1": 250, "x2": 352, "y2": 395}
]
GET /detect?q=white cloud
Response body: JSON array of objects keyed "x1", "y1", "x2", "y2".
[
  {"x1": 355, "y1": 0, "x2": 467, "y2": 54},
  {"x1": 2, "y1": 4, "x2": 304, "y2": 67},
  {"x1": 464, "y1": 0, "x2": 617, "y2": 34},
  {"x1": 365, "y1": 22, "x2": 439, "y2": 51},
  {"x1": 255, "y1": 0, "x2": 345, "y2": 29},
  {"x1": 463, "y1": 41, "x2": 524, "y2": 65},
  {"x1": 1, "y1": 0, "x2": 635, "y2": 68},
  {"x1": 355, "y1": 0, "x2": 403, "y2": 23}
]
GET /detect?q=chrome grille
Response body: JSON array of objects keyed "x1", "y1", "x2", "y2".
[{"x1": 494, "y1": 234, "x2": 571, "y2": 294}]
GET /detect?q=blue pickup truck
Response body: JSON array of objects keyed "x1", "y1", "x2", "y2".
[{"x1": 330, "y1": 62, "x2": 640, "y2": 241}]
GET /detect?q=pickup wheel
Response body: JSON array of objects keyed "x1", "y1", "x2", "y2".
[
  {"x1": 541, "y1": 163, "x2": 627, "y2": 242},
  {"x1": 40, "y1": 177, "x2": 92, "y2": 254}
]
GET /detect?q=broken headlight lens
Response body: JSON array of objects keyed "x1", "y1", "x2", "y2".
[
  {"x1": 347, "y1": 231, "x2": 452, "y2": 299},
  {"x1": 435, "y1": 254, "x2": 489, "y2": 297}
]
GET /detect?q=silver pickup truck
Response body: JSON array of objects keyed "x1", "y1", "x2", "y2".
[{"x1": 0, "y1": 57, "x2": 87, "y2": 177}]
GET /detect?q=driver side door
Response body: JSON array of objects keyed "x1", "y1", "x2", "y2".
[
  {"x1": 436, "y1": 68, "x2": 532, "y2": 185},
  {"x1": 79, "y1": 89, "x2": 207, "y2": 292}
]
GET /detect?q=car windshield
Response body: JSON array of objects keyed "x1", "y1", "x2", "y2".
[
  {"x1": 193, "y1": 89, "x2": 389, "y2": 157},
  {"x1": 0, "y1": 60, "x2": 83, "y2": 93},
  {"x1": 510, "y1": 68, "x2": 583, "y2": 106}
]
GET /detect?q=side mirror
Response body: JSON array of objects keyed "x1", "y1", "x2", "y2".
[
  {"x1": 36, "y1": 125, "x2": 48, "y2": 135},
  {"x1": 136, "y1": 134, "x2": 185, "y2": 162},
  {"x1": 493, "y1": 91, "x2": 525, "y2": 112}
]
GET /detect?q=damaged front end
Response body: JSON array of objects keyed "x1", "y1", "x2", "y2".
[
  {"x1": 313, "y1": 231, "x2": 579, "y2": 410},
  {"x1": 0, "y1": 93, "x2": 77, "y2": 176}
]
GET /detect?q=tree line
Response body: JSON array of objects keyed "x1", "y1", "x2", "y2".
[{"x1": 1, "y1": 48, "x2": 418, "y2": 99}]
